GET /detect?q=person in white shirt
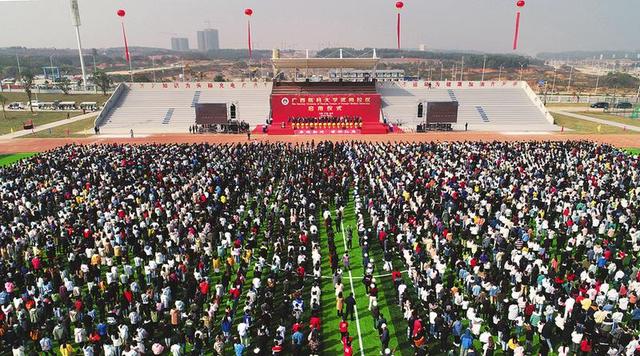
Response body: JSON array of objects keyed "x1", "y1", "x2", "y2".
[
  {"x1": 237, "y1": 321, "x2": 249, "y2": 345},
  {"x1": 170, "y1": 343, "x2": 182, "y2": 356},
  {"x1": 82, "y1": 344, "x2": 95, "y2": 356},
  {"x1": 557, "y1": 344, "x2": 570, "y2": 356}
]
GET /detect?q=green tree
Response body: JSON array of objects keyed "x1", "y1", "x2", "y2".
[
  {"x1": 93, "y1": 70, "x2": 112, "y2": 95},
  {"x1": 21, "y1": 71, "x2": 35, "y2": 113},
  {"x1": 213, "y1": 74, "x2": 225, "y2": 82},
  {"x1": 56, "y1": 77, "x2": 72, "y2": 95},
  {"x1": 0, "y1": 94, "x2": 7, "y2": 120}
]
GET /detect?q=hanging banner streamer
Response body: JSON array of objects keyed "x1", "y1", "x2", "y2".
[
  {"x1": 395, "y1": 2, "x2": 404, "y2": 49},
  {"x1": 245, "y1": 8, "x2": 253, "y2": 59},
  {"x1": 513, "y1": 0, "x2": 525, "y2": 50},
  {"x1": 117, "y1": 9, "x2": 130, "y2": 62}
]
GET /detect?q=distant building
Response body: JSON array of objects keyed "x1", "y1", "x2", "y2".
[
  {"x1": 419, "y1": 44, "x2": 427, "y2": 52},
  {"x1": 197, "y1": 29, "x2": 219, "y2": 51},
  {"x1": 171, "y1": 38, "x2": 190, "y2": 52},
  {"x1": 329, "y1": 69, "x2": 405, "y2": 82}
]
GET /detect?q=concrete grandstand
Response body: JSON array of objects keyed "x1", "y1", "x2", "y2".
[
  {"x1": 96, "y1": 80, "x2": 557, "y2": 135},
  {"x1": 98, "y1": 82, "x2": 273, "y2": 135},
  {"x1": 378, "y1": 80, "x2": 557, "y2": 132}
]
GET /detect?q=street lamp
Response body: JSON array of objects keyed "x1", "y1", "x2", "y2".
[
  {"x1": 70, "y1": 0, "x2": 88, "y2": 89},
  {"x1": 498, "y1": 65, "x2": 503, "y2": 81},
  {"x1": 567, "y1": 65, "x2": 573, "y2": 91},
  {"x1": 518, "y1": 62, "x2": 525, "y2": 82},
  {"x1": 481, "y1": 55, "x2": 487, "y2": 82}
]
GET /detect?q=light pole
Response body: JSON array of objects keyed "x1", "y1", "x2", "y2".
[
  {"x1": 16, "y1": 53, "x2": 22, "y2": 77},
  {"x1": 636, "y1": 84, "x2": 640, "y2": 103},
  {"x1": 70, "y1": 0, "x2": 87, "y2": 89},
  {"x1": 551, "y1": 67, "x2": 557, "y2": 93},
  {"x1": 152, "y1": 57, "x2": 156, "y2": 83},
  {"x1": 440, "y1": 62, "x2": 444, "y2": 81},
  {"x1": 481, "y1": 55, "x2": 487, "y2": 82},
  {"x1": 498, "y1": 65, "x2": 503, "y2": 81},
  {"x1": 460, "y1": 56, "x2": 464, "y2": 81},
  {"x1": 567, "y1": 65, "x2": 573, "y2": 91},
  {"x1": 518, "y1": 62, "x2": 524, "y2": 82}
]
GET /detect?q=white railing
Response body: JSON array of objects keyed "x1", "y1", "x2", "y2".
[
  {"x1": 520, "y1": 81, "x2": 555, "y2": 124},
  {"x1": 94, "y1": 83, "x2": 127, "y2": 129}
]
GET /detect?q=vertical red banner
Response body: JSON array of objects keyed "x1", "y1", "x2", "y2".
[
  {"x1": 397, "y1": 13, "x2": 401, "y2": 49},
  {"x1": 513, "y1": 11, "x2": 521, "y2": 50},
  {"x1": 121, "y1": 22, "x2": 130, "y2": 62}
]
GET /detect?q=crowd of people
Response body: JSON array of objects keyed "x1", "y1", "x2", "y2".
[
  {"x1": 189, "y1": 121, "x2": 250, "y2": 134},
  {"x1": 287, "y1": 116, "x2": 363, "y2": 130},
  {"x1": 0, "y1": 140, "x2": 639, "y2": 356}
]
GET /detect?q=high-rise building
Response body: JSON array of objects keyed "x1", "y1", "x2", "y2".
[
  {"x1": 197, "y1": 29, "x2": 219, "y2": 51},
  {"x1": 171, "y1": 37, "x2": 190, "y2": 51}
]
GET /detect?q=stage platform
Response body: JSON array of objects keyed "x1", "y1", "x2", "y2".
[{"x1": 257, "y1": 124, "x2": 390, "y2": 135}]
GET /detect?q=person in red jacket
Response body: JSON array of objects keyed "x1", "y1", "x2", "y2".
[
  {"x1": 339, "y1": 319, "x2": 349, "y2": 338},
  {"x1": 580, "y1": 337, "x2": 592, "y2": 353},
  {"x1": 342, "y1": 336, "x2": 353, "y2": 356},
  {"x1": 309, "y1": 314, "x2": 321, "y2": 330}
]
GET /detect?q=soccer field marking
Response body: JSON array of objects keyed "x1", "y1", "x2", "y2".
[
  {"x1": 303, "y1": 270, "x2": 408, "y2": 280},
  {"x1": 340, "y1": 219, "x2": 365, "y2": 356}
]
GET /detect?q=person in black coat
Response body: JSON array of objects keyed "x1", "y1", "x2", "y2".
[{"x1": 344, "y1": 293, "x2": 356, "y2": 322}]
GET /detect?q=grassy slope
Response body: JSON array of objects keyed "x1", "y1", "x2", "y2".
[
  {"x1": 0, "y1": 111, "x2": 83, "y2": 135},
  {"x1": 545, "y1": 103, "x2": 590, "y2": 108},
  {"x1": 0, "y1": 92, "x2": 109, "y2": 106},
  {"x1": 0, "y1": 153, "x2": 37, "y2": 166},
  {"x1": 577, "y1": 112, "x2": 640, "y2": 128},
  {"x1": 20, "y1": 115, "x2": 97, "y2": 138},
  {"x1": 551, "y1": 113, "x2": 637, "y2": 134}
]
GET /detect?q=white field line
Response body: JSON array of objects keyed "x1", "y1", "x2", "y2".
[
  {"x1": 304, "y1": 271, "x2": 408, "y2": 279},
  {"x1": 340, "y1": 218, "x2": 365, "y2": 356}
]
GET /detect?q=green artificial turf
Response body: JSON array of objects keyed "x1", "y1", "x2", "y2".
[{"x1": 0, "y1": 152, "x2": 37, "y2": 166}]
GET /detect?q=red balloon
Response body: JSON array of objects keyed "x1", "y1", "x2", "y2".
[
  {"x1": 516, "y1": 0, "x2": 525, "y2": 7},
  {"x1": 117, "y1": 9, "x2": 126, "y2": 17},
  {"x1": 244, "y1": 8, "x2": 253, "y2": 16},
  {"x1": 395, "y1": 1, "x2": 404, "y2": 9}
]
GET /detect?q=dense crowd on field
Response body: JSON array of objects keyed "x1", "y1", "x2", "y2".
[{"x1": 0, "y1": 141, "x2": 639, "y2": 356}]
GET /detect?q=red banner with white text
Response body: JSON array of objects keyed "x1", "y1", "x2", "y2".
[{"x1": 270, "y1": 94, "x2": 381, "y2": 123}]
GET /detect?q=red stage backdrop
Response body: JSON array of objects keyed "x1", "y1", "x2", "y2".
[{"x1": 270, "y1": 94, "x2": 381, "y2": 123}]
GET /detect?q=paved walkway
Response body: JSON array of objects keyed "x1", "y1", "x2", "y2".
[
  {"x1": 551, "y1": 110, "x2": 640, "y2": 133},
  {"x1": 0, "y1": 111, "x2": 100, "y2": 139}
]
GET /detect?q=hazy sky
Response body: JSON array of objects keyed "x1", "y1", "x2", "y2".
[{"x1": 0, "y1": 0, "x2": 638, "y2": 55}]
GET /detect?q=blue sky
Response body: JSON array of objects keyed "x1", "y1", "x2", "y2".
[{"x1": 0, "y1": 0, "x2": 638, "y2": 55}]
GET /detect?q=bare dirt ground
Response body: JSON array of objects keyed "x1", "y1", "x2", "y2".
[{"x1": 0, "y1": 132, "x2": 638, "y2": 154}]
